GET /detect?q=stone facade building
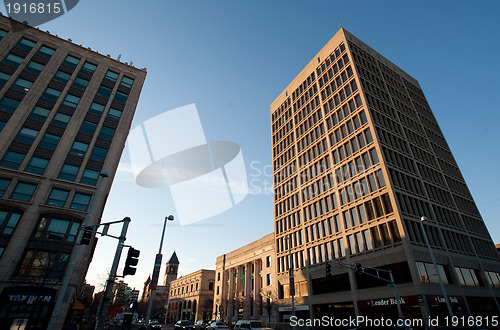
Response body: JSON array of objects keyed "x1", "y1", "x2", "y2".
[
  {"x1": 168, "y1": 269, "x2": 215, "y2": 323},
  {"x1": 0, "y1": 15, "x2": 146, "y2": 328},
  {"x1": 214, "y1": 233, "x2": 277, "y2": 324}
]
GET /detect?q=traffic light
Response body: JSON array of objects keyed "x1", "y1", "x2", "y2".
[
  {"x1": 355, "y1": 263, "x2": 362, "y2": 274},
  {"x1": 124, "y1": 247, "x2": 140, "y2": 276},
  {"x1": 326, "y1": 262, "x2": 332, "y2": 277},
  {"x1": 79, "y1": 227, "x2": 93, "y2": 245}
]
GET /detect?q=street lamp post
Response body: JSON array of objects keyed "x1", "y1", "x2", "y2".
[
  {"x1": 285, "y1": 235, "x2": 296, "y2": 329},
  {"x1": 146, "y1": 215, "x2": 175, "y2": 325},
  {"x1": 419, "y1": 216, "x2": 454, "y2": 318},
  {"x1": 47, "y1": 170, "x2": 109, "y2": 330}
]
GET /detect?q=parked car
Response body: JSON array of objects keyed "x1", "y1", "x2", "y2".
[
  {"x1": 195, "y1": 320, "x2": 208, "y2": 329},
  {"x1": 234, "y1": 320, "x2": 273, "y2": 330},
  {"x1": 206, "y1": 321, "x2": 229, "y2": 329},
  {"x1": 175, "y1": 320, "x2": 195, "y2": 330}
]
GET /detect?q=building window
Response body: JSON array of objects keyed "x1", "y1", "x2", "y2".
[
  {"x1": 63, "y1": 94, "x2": 81, "y2": 108},
  {"x1": 10, "y1": 182, "x2": 37, "y2": 201},
  {"x1": 36, "y1": 45, "x2": 55, "y2": 59},
  {"x1": 18, "y1": 249, "x2": 70, "y2": 279},
  {"x1": 69, "y1": 141, "x2": 88, "y2": 157},
  {"x1": 90, "y1": 146, "x2": 108, "y2": 162},
  {"x1": 72, "y1": 77, "x2": 89, "y2": 90},
  {"x1": 53, "y1": 70, "x2": 71, "y2": 84},
  {"x1": 25, "y1": 60, "x2": 45, "y2": 74},
  {"x1": 0, "y1": 178, "x2": 11, "y2": 196},
  {"x1": 81, "y1": 169, "x2": 99, "y2": 185},
  {"x1": 266, "y1": 256, "x2": 271, "y2": 267},
  {"x1": 16, "y1": 38, "x2": 36, "y2": 51},
  {"x1": 80, "y1": 62, "x2": 97, "y2": 74},
  {"x1": 208, "y1": 282, "x2": 214, "y2": 291},
  {"x1": 26, "y1": 157, "x2": 49, "y2": 174},
  {"x1": 97, "y1": 85, "x2": 112, "y2": 98},
  {"x1": 42, "y1": 87, "x2": 62, "y2": 101},
  {"x1": 58, "y1": 164, "x2": 79, "y2": 181},
  {"x1": 120, "y1": 76, "x2": 134, "y2": 88},
  {"x1": 29, "y1": 105, "x2": 51, "y2": 121},
  {"x1": 12, "y1": 78, "x2": 33, "y2": 93},
  {"x1": 51, "y1": 112, "x2": 71, "y2": 127},
  {"x1": 39, "y1": 133, "x2": 61, "y2": 149},
  {"x1": 0, "y1": 208, "x2": 22, "y2": 236},
  {"x1": 34, "y1": 215, "x2": 80, "y2": 242},
  {"x1": 15, "y1": 127, "x2": 39, "y2": 144},
  {"x1": 46, "y1": 189, "x2": 69, "y2": 207},
  {"x1": 485, "y1": 271, "x2": 500, "y2": 288},
  {"x1": 1, "y1": 151, "x2": 26, "y2": 169},
  {"x1": 107, "y1": 107, "x2": 122, "y2": 121},
  {"x1": 70, "y1": 193, "x2": 91, "y2": 211},
  {"x1": 79, "y1": 120, "x2": 97, "y2": 135},
  {"x1": 104, "y1": 70, "x2": 119, "y2": 82},
  {"x1": 63, "y1": 55, "x2": 80, "y2": 68},
  {"x1": 266, "y1": 274, "x2": 271, "y2": 286},
  {"x1": 114, "y1": 92, "x2": 128, "y2": 104},
  {"x1": 455, "y1": 266, "x2": 481, "y2": 287},
  {"x1": 2, "y1": 53, "x2": 24, "y2": 67},
  {"x1": 0, "y1": 72, "x2": 11, "y2": 86},
  {"x1": 99, "y1": 126, "x2": 115, "y2": 140},
  {"x1": 0, "y1": 29, "x2": 7, "y2": 40},
  {"x1": 416, "y1": 261, "x2": 449, "y2": 284},
  {"x1": 0, "y1": 97, "x2": 21, "y2": 112},
  {"x1": 89, "y1": 102, "x2": 105, "y2": 115}
]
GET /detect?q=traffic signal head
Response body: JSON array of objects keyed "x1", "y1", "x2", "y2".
[
  {"x1": 326, "y1": 262, "x2": 332, "y2": 277},
  {"x1": 355, "y1": 263, "x2": 362, "y2": 274},
  {"x1": 79, "y1": 227, "x2": 93, "y2": 245},
  {"x1": 124, "y1": 247, "x2": 140, "y2": 276}
]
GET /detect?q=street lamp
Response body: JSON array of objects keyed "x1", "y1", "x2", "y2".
[
  {"x1": 419, "y1": 216, "x2": 454, "y2": 318},
  {"x1": 47, "y1": 170, "x2": 109, "y2": 330},
  {"x1": 146, "y1": 215, "x2": 175, "y2": 324}
]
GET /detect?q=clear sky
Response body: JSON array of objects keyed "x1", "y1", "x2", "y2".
[{"x1": 21, "y1": 0, "x2": 500, "y2": 293}]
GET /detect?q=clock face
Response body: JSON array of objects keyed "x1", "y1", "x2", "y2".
[{"x1": 4, "y1": 0, "x2": 80, "y2": 27}]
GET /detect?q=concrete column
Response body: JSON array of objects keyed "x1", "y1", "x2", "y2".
[
  {"x1": 226, "y1": 268, "x2": 234, "y2": 324},
  {"x1": 244, "y1": 263, "x2": 252, "y2": 319},
  {"x1": 253, "y1": 260, "x2": 262, "y2": 319}
]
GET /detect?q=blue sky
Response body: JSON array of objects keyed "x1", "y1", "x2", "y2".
[{"x1": 22, "y1": 0, "x2": 500, "y2": 292}]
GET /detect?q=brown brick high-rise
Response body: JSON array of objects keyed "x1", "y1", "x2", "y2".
[{"x1": 271, "y1": 28, "x2": 500, "y2": 324}]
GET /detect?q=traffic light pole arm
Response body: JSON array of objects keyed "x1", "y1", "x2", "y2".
[{"x1": 327, "y1": 260, "x2": 404, "y2": 319}]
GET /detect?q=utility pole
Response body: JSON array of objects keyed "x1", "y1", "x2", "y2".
[{"x1": 95, "y1": 217, "x2": 131, "y2": 330}]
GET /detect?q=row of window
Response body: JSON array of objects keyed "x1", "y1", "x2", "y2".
[
  {"x1": 0, "y1": 178, "x2": 91, "y2": 210},
  {"x1": 277, "y1": 191, "x2": 394, "y2": 253},
  {"x1": 277, "y1": 220, "x2": 400, "y2": 272}
]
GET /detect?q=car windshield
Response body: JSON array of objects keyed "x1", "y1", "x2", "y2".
[{"x1": 250, "y1": 321, "x2": 263, "y2": 327}]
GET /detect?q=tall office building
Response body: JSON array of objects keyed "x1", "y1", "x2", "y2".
[
  {"x1": 0, "y1": 16, "x2": 146, "y2": 328},
  {"x1": 271, "y1": 28, "x2": 500, "y2": 323}
]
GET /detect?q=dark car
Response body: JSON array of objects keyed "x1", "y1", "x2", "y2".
[
  {"x1": 175, "y1": 320, "x2": 195, "y2": 330},
  {"x1": 149, "y1": 321, "x2": 162, "y2": 329}
]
